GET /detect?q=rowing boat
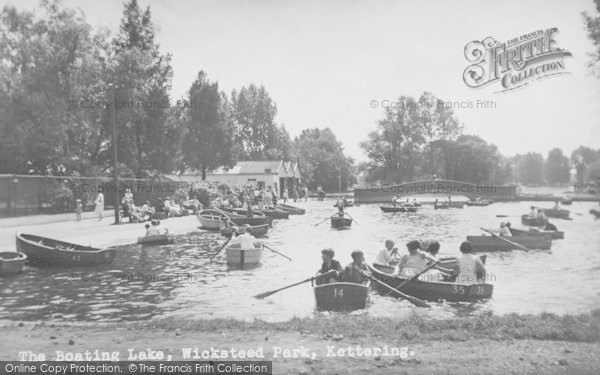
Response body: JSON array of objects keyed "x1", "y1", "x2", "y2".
[
  {"x1": 380, "y1": 206, "x2": 418, "y2": 213},
  {"x1": 197, "y1": 209, "x2": 229, "y2": 230},
  {"x1": 466, "y1": 235, "x2": 551, "y2": 251},
  {"x1": 274, "y1": 204, "x2": 305, "y2": 215},
  {"x1": 314, "y1": 281, "x2": 370, "y2": 311},
  {"x1": 540, "y1": 208, "x2": 570, "y2": 219},
  {"x1": 0, "y1": 252, "x2": 27, "y2": 276},
  {"x1": 369, "y1": 264, "x2": 493, "y2": 302},
  {"x1": 225, "y1": 243, "x2": 262, "y2": 267},
  {"x1": 521, "y1": 215, "x2": 548, "y2": 227},
  {"x1": 216, "y1": 208, "x2": 274, "y2": 226},
  {"x1": 260, "y1": 208, "x2": 290, "y2": 219},
  {"x1": 591, "y1": 208, "x2": 600, "y2": 218},
  {"x1": 465, "y1": 200, "x2": 492, "y2": 206},
  {"x1": 218, "y1": 207, "x2": 269, "y2": 217},
  {"x1": 510, "y1": 227, "x2": 564, "y2": 240},
  {"x1": 331, "y1": 216, "x2": 352, "y2": 229},
  {"x1": 137, "y1": 234, "x2": 175, "y2": 245},
  {"x1": 16, "y1": 233, "x2": 116, "y2": 267},
  {"x1": 333, "y1": 200, "x2": 354, "y2": 208},
  {"x1": 220, "y1": 224, "x2": 269, "y2": 238}
]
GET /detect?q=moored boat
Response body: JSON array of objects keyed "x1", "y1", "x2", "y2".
[
  {"x1": 220, "y1": 224, "x2": 269, "y2": 238},
  {"x1": 225, "y1": 243, "x2": 262, "y2": 266},
  {"x1": 331, "y1": 215, "x2": 352, "y2": 229},
  {"x1": 466, "y1": 235, "x2": 551, "y2": 251},
  {"x1": 260, "y1": 208, "x2": 290, "y2": 219},
  {"x1": 369, "y1": 264, "x2": 493, "y2": 302},
  {"x1": 521, "y1": 215, "x2": 548, "y2": 227},
  {"x1": 137, "y1": 234, "x2": 175, "y2": 245},
  {"x1": 0, "y1": 252, "x2": 27, "y2": 276},
  {"x1": 274, "y1": 204, "x2": 305, "y2": 215},
  {"x1": 465, "y1": 200, "x2": 492, "y2": 206},
  {"x1": 510, "y1": 227, "x2": 564, "y2": 240},
  {"x1": 217, "y1": 208, "x2": 274, "y2": 227},
  {"x1": 540, "y1": 208, "x2": 570, "y2": 219},
  {"x1": 197, "y1": 209, "x2": 229, "y2": 230},
  {"x1": 380, "y1": 206, "x2": 418, "y2": 213},
  {"x1": 314, "y1": 281, "x2": 370, "y2": 311},
  {"x1": 16, "y1": 233, "x2": 116, "y2": 267}
]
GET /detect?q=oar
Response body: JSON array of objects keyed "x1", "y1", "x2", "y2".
[
  {"x1": 496, "y1": 215, "x2": 521, "y2": 218},
  {"x1": 262, "y1": 244, "x2": 292, "y2": 261},
  {"x1": 344, "y1": 212, "x2": 359, "y2": 225},
  {"x1": 480, "y1": 227, "x2": 529, "y2": 252},
  {"x1": 359, "y1": 270, "x2": 430, "y2": 308},
  {"x1": 314, "y1": 213, "x2": 337, "y2": 226},
  {"x1": 381, "y1": 261, "x2": 441, "y2": 297},
  {"x1": 254, "y1": 270, "x2": 336, "y2": 299},
  {"x1": 209, "y1": 237, "x2": 232, "y2": 262}
]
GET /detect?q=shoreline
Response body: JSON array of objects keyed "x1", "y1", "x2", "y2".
[{"x1": 2, "y1": 311, "x2": 599, "y2": 374}]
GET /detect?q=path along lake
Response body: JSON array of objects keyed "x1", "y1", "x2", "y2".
[{"x1": 1, "y1": 191, "x2": 599, "y2": 323}]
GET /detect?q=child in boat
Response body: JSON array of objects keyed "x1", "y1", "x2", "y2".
[
  {"x1": 453, "y1": 241, "x2": 487, "y2": 285},
  {"x1": 341, "y1": 250, "x2": 369, "y2": 284},
  {"x1": 75, "y1": 199, "x2": 83, "y2": 221},
  {"x1": 316, "y1": 248, "x2": 342, "y2": 285},
  {"x1": 376, "y1": 240, "x2": 399, "y2": 266},
  {"x1": 396, "y1": 240, "x2": 438, "y2": 278}
]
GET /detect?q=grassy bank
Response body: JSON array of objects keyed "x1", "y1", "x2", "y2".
[{"x1": 142, "y1": 309, "x2": 600, "y2": 343}]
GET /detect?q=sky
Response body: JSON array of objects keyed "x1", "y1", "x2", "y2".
[{"x1": 4, "y1": 0, "x2": 600, "y2": 161}]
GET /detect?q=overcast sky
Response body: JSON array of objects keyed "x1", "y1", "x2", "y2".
[{"x1": 5, "y1": 0, "x2": 600, "y2": 161}]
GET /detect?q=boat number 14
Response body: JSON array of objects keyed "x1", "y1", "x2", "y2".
[{"x1": 334, "y1": 288, "x2": 344, "y2": 298}]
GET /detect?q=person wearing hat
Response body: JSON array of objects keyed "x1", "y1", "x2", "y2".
[
  {"x1": 453, "y1": 241, "x2": 486, "y2": 284},
  {"x1": 341, "y1": 250, "x2": 369, "y2": 284},
  {"x1": 230, "y1": 224, "x2": 259, "y2": 250},
  {"x1": 396, "y1": 240, "x2": 438, "y2": 278},
  {"x1": 376, "y1": 240, "x2": 399, "y2": 266},
  {"x1": 316, "y1": 248, "x2": 342, "y2": 285}
]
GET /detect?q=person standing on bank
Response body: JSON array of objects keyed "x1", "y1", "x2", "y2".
[{"x1": 94, "y1": 191, "x2": 104, "y2": 221}]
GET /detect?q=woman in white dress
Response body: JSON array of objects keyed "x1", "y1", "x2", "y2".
[{"x1": 94, "y1": 192, "x2": 104, "y2": 221}]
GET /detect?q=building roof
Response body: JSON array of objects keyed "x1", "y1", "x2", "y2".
[{"x1": 210, "y1": 161, "x2": 290, "y2": 175}]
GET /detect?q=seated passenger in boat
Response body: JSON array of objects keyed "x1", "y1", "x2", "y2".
[
  {"x1": 453, "y1": 241, "x2": 487, "y2": 284},
  {"x1": 499, "y1": 222, "x2": 512, "y2": 236},
  {"x1": 536, "y1": 209, "x2": 546, "y2": 219},
  {"x1": 423, "y1": 241, "x2": 453, "y2": 281},
  {"x1": 229, "y1": 225, "x2": 259, "y2": 249},
  {"x1": 146, "y1": 220, "x2": 168, "y2": 236},
  {"x1": 316, "y1": 248, "x2": 342, "y2": 285},
  {"x1": 396, "y1": 240, "x2": 437, "y2": 278},
  {"x1": 341, "y1": 250, "x2": 369, "y2": 284},
  {"x1": 376, "y1": 240, "x2": 399, "y2": 266}
]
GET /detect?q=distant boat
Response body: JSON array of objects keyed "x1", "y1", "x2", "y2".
[
  {"x1": 466, "y1": 235, "x2": 551, "y2": 251},
  {"x1": 380, "y1": 206, "x2": 418, "y2": 213},
  {"x1": 521, "y1": 215, "x2": 548, "y2": 227},
  {"x1": 274, "y1": 204, "x2": 305, "y2": 215},
  {"x1": 137, "y1": 234, "x2": 175, "y2": 245},
  {"x1": 331, "y1": 215, "x2": 352, "y2": 229},
  {"x1": 16, "y1": 233, "x2": 116, "y2": 267},
  {"x1": 0, "y1": 252, "x2": 27, "y2": 276}
]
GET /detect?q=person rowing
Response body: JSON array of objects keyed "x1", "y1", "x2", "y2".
[
  {"x1": 376, "y1": 240, "x2": 399, "y2": 266},
  {"x1": 315, "y1": 248, "x2": 342, "y2": 285},
  {"x1": 452, "y1": 241, "x2": 487, "y2": 285},
  {"x1": 229, "y1": 224, "x2": 259, "y2": 249},
  {"x1": 529, "y1": 206, "x2": 537, "y2": 217},
  {"x1": 395, "y1": 240, "x2": 439, "y2": 278},
  {"x1": 423, "y1": 241, "x2": 453, "y2": 281},
  {"x1": 499, "y1": 222, "x2": 512, "y2": 236},
  {"x1": 341, "y1": 250, "x2": 369, "y2": 284},
  {"x1": 146, "y1": 219, "x2": 168, "y2": 236},
  {"x1": 337, "y1": 199, "x2": 345, "y2": 217}
]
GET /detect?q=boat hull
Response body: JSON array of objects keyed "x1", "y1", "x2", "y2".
[
  {"x1": 380, "y1": 206, "x2": 417, "y2": 213},
  {"x1": 521, "y1": 215, "x2": 548, "y2": 227},
  {"x1": 369, "y1": 265, "x2": 493, "y2": 302},
  {"x1": 331, "y1": 216, "x2": 352, "y2": 228},
  {"x1": 466, "y1": 235, "x2": 551, "y2": 251},
  {"x1": 274, "y1": 204, "x2": 305, "y2": 215},
  {"x1": 465, "y1": 201, "x2": 492, "y2": 206},
  {"x1": 16, "y1": 234, "x2": 116, "y2": 267},
  {"x1": 541, "y1": 208, "x2": 570, "y2": 219},
  {"x1": 510, "y1": 227, "x2": 563, "y2": 240},
  {"x1": 225, "y1": 244, "x2": 262, "y2": 266},
  {"x1": 221, "y1": 224, "x2": 269, "y2": 238},
  {"x1": 314, "y1": 282, "x2": 370, "y2": 311},
  {"x1": 0, "y1": 252, "x2": 27, "y2": 276},
  {"x1": 260, "y1": 209, "x2": 290, "y2": 219},
  {"x1": 197, "y1": 210, "x2": 229, "y2": 230},
  {"x1": 137, "y1": 234, "x2": 175, "y2": 245}
]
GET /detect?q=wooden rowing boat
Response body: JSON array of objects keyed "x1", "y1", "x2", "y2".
[
  {"x1": 540, "y1": 208, "x2": 570, "y2": 219},
  {"x1": 369, "y1": 264, "x2": 493, "y2": 302},
  {"x1": 137, "y1": 234, "x2": 175, "y2": 245},
  {"x1": 225, "y1": 243, "x2": 262, "y2": 266},
  {"x1": 435, "y1": 202, "x2": 464, "y2": 209},
  {"x1": 220, "y1": 224, "x2": 269, "y2": 238},
  {"x1": 521, "y1": 215, "x2": 548, "y2": 227},
  {"x1": 331, "y1": 216, "x2": 352, "y2": 229},
  {"x1": 274, "y1": 204, "x2": 305, "y2": 215},
  {"x1": 314, "y1": 281, "x2": 370, "y2": 311},
  {"x1": 510, "y1": 227, "x2": 564, "y2": 240},
  {"x1": 465, "y1": 200, "x2": 492, "y2": 206},
  {"x1": 380, "y1": 206, "x2": 418, "y2": 213},
  {"x1": 591, "y1": 208, "x2": 600, "y2": 218},
  {"x1": 0, "y1": 252, "x2": 27, "y2": 276},
  {"x1": 260, "y1": 208, "x2": 290, "y2": 219},
  {"x1": 197, "y1": 209, "x2": 229, "y2": 230},
  {"x1": 434, "y1": 203, "x2": 449, "y2": 209},
  {"x1": 216, "y1": 208, "x2": 274, "y2": 227},
  {"x1": 333, "y1": 200, "x2": 354, "y2": 208},
  {"x1": 466, "y1": 235, "x2": 551, "y2": 251},
  {"x1": 16, "y1": 233, "x2": 116, "y2": 267}
]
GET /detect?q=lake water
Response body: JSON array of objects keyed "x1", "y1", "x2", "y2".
[{"x1": 2, "y1": 191, "x2": 600, "y2": 322}]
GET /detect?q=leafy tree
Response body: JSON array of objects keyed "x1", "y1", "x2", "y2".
[
  {"x1": 583, "y1": 0, "x2": 600, "y2": 77},
  {"x1": 544, "y1": 148, "x2": 571, "y2": 184},
  {"x1": 181, "y1": 71, "x2": 236, "y2": 180},
  {"x1": 292, "y1": 128, "x2": 354, "y2": 191},
  {"x1": 571, "y1": 146, "x2": 600, "y2": 184},
  {"x1": 512, "y1": 153, "x2": 544, "y2": 185}
]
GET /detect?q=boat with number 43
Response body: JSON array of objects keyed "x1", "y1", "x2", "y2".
[
  {"x1": 16, "y1": 233, "x2": 116, "y2": 267},
  {"x1": 369, "y1": 264, "x2": 493, "y2": 302},
  {"x1": 314, "y1": 281, "x2": 370, "y2": 311}
]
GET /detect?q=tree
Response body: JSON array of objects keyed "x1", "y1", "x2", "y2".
[
  {"x1": 583, "y1": 0, "x2": 600, "y2": 77},
  {"x1": 571, "y1": 146, "x2": 600, "y2": 184},
  {"x1": 512, "y1": 153, "x2": 544, "y2": 185},
  {"x1": 231, "y1": 84, "x2": 279, "y2": 159},
  {"x1": 292, "y1": 128, "x2": 354, "y2": 191},
  {"x1": 181, "y1": 71, "x2": 236, "y2": 180},
  {"x1": 544, "y1": 148, "x2": 571, "y2": 184}
]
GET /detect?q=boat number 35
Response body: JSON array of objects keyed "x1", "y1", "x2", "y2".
[
  {"x1": 72, "y1": 255, "x2": 80, "y2": 262},
  {"x1": 333, "y1": 288, "x2": 344, "y2": 298},
  {"x1": 452, "y1": 285, "x2": 466, "y2": 294},
  {"x1": 453, "y1": 285, "x2": 488, "y2": 295}
]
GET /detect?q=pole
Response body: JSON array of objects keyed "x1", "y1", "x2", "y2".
[{"x1": 112, "y1": 90, "x2": 120, "y2": 224}]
